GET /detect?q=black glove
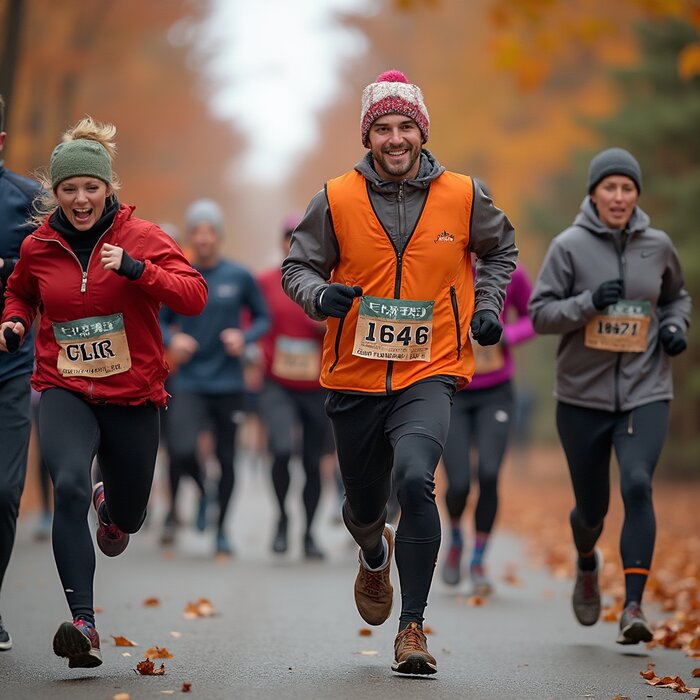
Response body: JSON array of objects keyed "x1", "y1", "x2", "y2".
[
  {"x1": 3, "y1": 327, "x2": 21, "y2": 353},
  {"x1": 115, "y1": 250, "x2": 145, "y2": 280},
  {"x1": 470, "y1": 309, "x2": 503, "y2": 346},
  {"x1": 659, "y1": 324, "x2": 687, "y2": 357},
  {"x1": 592, "y1": 278, "x2": 624, "y2": 310},
  {"x1": 316, "y1": 283, "x2": 363, "y2": 318}
]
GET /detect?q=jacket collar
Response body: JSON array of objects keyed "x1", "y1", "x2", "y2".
[
  {"x1": 354, "y1": 149, "x2": 445, "y2": 196},
  {"x1": 573, "y1": 196, "x2": 650, "y2": 237},
  {"x1": 33, "y1": 202, "x2": 135, "y2": 243}
]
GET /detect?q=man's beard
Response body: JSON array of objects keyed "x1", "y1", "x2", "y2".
[{"x1": 374, "y1": 145, "x2": 420, "y2": 178}]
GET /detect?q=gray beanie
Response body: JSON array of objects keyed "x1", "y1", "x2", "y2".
[
  {"x1": 185, "y1": 199, "x2": 224, "y2": 236},
  {"x1": 587, "y1": 147, "x2": 642, "y2": 194},
  {"x1": 50, "y1": 139, "x2": 112, "y2": 190}
]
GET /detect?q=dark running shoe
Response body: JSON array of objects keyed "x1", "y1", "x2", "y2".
[
  {"x1": 441, "y1": 541, "x2": 463, "y2": 586},
  {"x1": 0, "y1": 617, "x2": 12, "y2": 651},
  {"x1": 272, "y1": 519, "x2": 288, "y2": 554},
  {"x1": 572, "y1": 550, "x2": 602, "y2": 626},
  {"x1": 303, "y1": 533, "x2": 325, "y2": 560},
  {"x1": 53, "y1": 619, "x2": 102, "y2": 668},
  {"x1": 617, "y1": 601, "x2": 653, "y2": 645},
  {"x1": 92, "y1": 482, "x2": 129, "y2": 557},
  {"x1": 391, "y1": 622, "x2": 437, "y2": 675}
]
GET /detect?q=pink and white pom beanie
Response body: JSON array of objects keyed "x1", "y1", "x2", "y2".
[{"x1": 360, "y1": 70, "x2": 430, "y2": 147}]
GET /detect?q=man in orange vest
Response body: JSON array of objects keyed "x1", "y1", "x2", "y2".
[{"x1": 282, "y1": 70, "x2": 517, "y2": 676}]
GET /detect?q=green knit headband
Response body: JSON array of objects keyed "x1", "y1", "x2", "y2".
[{"x1": 50, "y1": 139, "x2": 112, "y2": 190}]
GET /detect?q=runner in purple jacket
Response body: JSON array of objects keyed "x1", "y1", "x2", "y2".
[{"x1": 441, "y1": 264, "x2": 535, "y2": 592}]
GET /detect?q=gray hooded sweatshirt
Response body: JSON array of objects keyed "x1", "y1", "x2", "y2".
[
  {"x1": 282, "y1": 150, "x2": 517, "y2": 324},
  {"x1": 528, "y1": 197, "x2": 691, "y2": 412}
]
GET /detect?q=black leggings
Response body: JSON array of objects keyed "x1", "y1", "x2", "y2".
[
  {"x1": 258, "y1": 381, "x2": 328, "y2": 531},
  {"x1": 165, "y1": 391, "x2": 242, "y2": 532},
  {"x1": 39, "y1": 388, "x2": 159, "y2": 624},
  {"x1": 326, "y1": 378, "x2": 454, "y2": 628},
  {"x1": 442, "y1": 381, "x2": 514, "y2": 532},
  {"x1": 556, "y1": 400, "x2": 669, "y2": 604}
]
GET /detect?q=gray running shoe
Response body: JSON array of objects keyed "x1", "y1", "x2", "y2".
[
  {"x1": 616, "y1": 601, "x2": 653, "y2": 645},
  {"x1": 441, "y1": 542, "x2": 462, "y2": 586},
  {"x1": 470, "y1": 563, "x2": 494, "y2": 596},
  {"x1": 572, "y1": 550, "x2": 602, "y2": 626},
  {"x1": 0, "y1": 617, "x2": 11, "y2": 651}
]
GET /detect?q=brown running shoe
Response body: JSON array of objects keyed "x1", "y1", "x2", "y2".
[
  {"x1": 391, "y1": 622, "x2": 437, "y2": 675},
  {"x1": 354, "y1": 524, "x2": 395, "y2": 626}
]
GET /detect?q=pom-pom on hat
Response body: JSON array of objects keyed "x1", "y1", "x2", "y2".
[{"x1": 360, "y1": 70, "x2": 429, "y2": 147}]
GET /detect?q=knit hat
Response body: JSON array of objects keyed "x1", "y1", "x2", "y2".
[
  {"x1": 360, "y1": 70, "x2": 429, "y2": 147},
  {"x1": 50, "y1": 139, "x2": 112, "y2": 189},
  {"x1": 185, "y1": 198, "x2": 224, "y2": 235},
  {"x1": 587, "y1": 147, "x2": 642, "y2": 194}
]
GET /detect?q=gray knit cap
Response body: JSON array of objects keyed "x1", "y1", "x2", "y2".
[
  {"x1": 185, "y1": 198, "x2": 224, "y2": 236},
  {"x1": 587, "y1": 147, "x2": 642, "y2": 194},
  {"x1": 50, "y1": 139, "x2": 112, "y2": 189}
]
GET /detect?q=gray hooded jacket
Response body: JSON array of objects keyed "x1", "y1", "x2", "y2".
[
  {"x1": 529, "y1": 197, "x2": 691, "y2": 412},
  {"x1": 282, "y1": 150, "x2": 517, "y2": 323}
]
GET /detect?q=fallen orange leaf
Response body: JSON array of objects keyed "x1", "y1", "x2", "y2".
[
  {"x1": 183, "y1": 598, "x2": 215, "y2": 619},
  {"x1": 143, "y1": 597, "x2": 160, "y2": 607},
  {"x1": 693, "y1": 668, "x2": 700, "y2": 678},
  {"x1": 135, "y1": 658, "x2": 166, "y2": 676},
  {"x1": 423, "y1": 625, "x2": 434, "y2": 635},
  {"x1": 358, "y1": 628, "x2": 372, "y2": 636},
  {"x1": 467, "y1": 595, "x2": 486, "y2": 607},
  {"x1": 113, "y1": 694, "x2": 131, "y2": 700},
  {"x1": 182, "y1": 682, "x2": 192, "y2": 692},
  {"x1": 144, "y1": 646, "x2": 174, "y2": 659},
  {"x1": 610, "y1": 695, "x2": 631, "y2": 700},
  {"x1": 111, "y1": 635, "x2": 138, "y2": 647}
]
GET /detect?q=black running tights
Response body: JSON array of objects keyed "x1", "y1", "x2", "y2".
[
  {"x1": 39, "y1": 388, "x2": 159, "y2": 624},
  {"x1": 556, "y1": 400, "x2": 669, "y2": 605}
]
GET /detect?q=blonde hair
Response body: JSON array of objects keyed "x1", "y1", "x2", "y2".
[{"x1": 29, "y1": 116, "x2": 121, "y2": 228}]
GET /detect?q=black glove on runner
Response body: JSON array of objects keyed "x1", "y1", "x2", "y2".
[
  {"x1": 659, "y1": 324, "x2": 687, "y2": 357},
  {"x1": 470, "y1": 309, "x2": 502, "y2": 346},
  {"x1": 115, "y1": 250, "x2": 145, "y2": 280},
  {"x1": 592, "y1": 278, "x2": 624, "y2": 310},
  {"x1": 316, "y1": 283, "x2": 363, "y2": 318},
  {"x1": 3, "y1": 327, "x2": 20, "y2": 353}
]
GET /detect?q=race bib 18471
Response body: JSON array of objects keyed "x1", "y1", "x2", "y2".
[
  {"x1": 52, "y1": 313, "x2": 132, "y2": 377},
  {"x1": 584, "y1": 300, "x2": 651, "y2": 353},
  {"x1": 352, "y1": 296, "x2": 434, "y2": 362}
]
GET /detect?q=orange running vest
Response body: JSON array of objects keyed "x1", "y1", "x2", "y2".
[{"x1": 321, "y1": 169, "x2": 476, "y2": 393}]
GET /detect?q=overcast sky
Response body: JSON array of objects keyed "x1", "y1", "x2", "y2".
[{"x1": 192, "y1": 0, "x2": 373, "y2": 184}]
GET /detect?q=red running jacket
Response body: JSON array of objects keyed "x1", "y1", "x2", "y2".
[
  {"x1": 2, "y1": 204, "x2": 208, "y2": 406},
  {"x1": 257, "y1": 267, "x2": 325, "y2": 392}
]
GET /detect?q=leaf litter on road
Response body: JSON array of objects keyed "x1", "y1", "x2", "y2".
[
  {"x1": 144, "y1": 646, "x2": 174, "y2": 659},
  {"x1": 183, "y1": 597, "x2": 216, "y2": 619},
  {"x1": 135, "y1": 658, "x2": 166, "y2": 675},
  {"x1": 111, "y1": 635, "x2": 138, "y2": 647}
]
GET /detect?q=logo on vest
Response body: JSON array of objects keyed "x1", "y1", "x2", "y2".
[{"x1": 434, "y1": 230, "x2": 455, "y2": 243}]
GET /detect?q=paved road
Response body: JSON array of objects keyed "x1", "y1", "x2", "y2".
[{"x1": 0, "y1": 458, "x2": 695, "y2": 699}]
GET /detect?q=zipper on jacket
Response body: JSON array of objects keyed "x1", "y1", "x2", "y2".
[
  {"x1": 627, "y1": 410, "x2": 634, "y2": 436},
  {"x1": 34, "y1": 222, "x2": 114, "y2": 294},
  {"x1": 365, "y1": 180, "x2": 429, "y2": 395},
  {"x1": 612, "y1": 232, "x2": 628, "y2": 412},
  {"x1": 450, "y1": 286, "x2": 462, "y2": 360},
  {"x1": 328, "y1": 317, "x2": 345, "y2": 373}
]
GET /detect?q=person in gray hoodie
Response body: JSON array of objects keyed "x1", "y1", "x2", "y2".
[{"x1": 529, "y1": 147, "x2": 691, "y2": 645}]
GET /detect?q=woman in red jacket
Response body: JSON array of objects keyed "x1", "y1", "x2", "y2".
[{"x1": 0, "y1": 117, "x2": 207, "y2": 669}]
